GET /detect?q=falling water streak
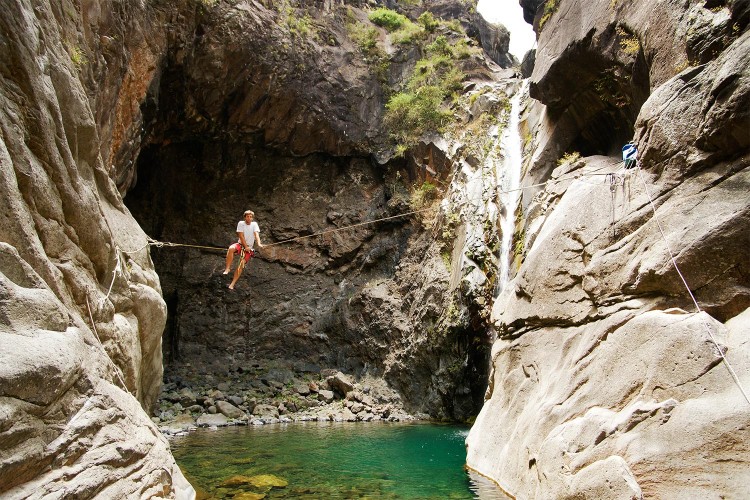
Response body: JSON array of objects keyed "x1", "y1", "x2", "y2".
[{"x1": 494, "y1": 80, "x2": 528, "y2": 296}]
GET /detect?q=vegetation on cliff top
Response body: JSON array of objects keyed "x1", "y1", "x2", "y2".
[{"x1": 363, "y1": 7, "x2": 479, "y2": 154}]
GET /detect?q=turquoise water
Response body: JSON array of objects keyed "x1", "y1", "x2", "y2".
[{"x1": 170, "y1": 422, "x2": 509, "y2": 499}]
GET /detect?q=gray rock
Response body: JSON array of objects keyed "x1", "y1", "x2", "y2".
[
  {"x1": 228, "y1": 395, "x2": 244, "y2": 406},
  {"x1": 252, "y1": 404, "x2": 280, "y2": 419},
  {"x1": 294, "y1": 383, "x2": 311, "y2": 396},
  {"x1": 245, "y1": 398, "x2": 257, "y2": 415},
  {"x1": 215, "y1": 400, "x2": 244, "y2": 419},
  {"x1": 178, "y1": 388, "x2": 197, "y2": 406},
  {"x1": 327, "y1": 372, "x2": 355, "y2": 395},
  {"x1": 318, "y1": 390, "x2": 335, "y2": 403},
  {"x1": 196, "y1": 413, "x2": 229, "y2": 427}
]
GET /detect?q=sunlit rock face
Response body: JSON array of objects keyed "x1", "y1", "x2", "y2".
[
  {"x1": 466, "y1": 1, "x2": 750, "y2": 498},
  {"x1": 0, "y1": 0, "x2": 191, "y2": 497}
]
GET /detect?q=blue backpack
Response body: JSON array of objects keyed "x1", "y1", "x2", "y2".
[{"x1": 622, "y1": 143, "x2": 637, "y2": 169}]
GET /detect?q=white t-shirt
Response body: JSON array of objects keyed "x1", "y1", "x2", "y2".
[{"x1": 236, "y1": 220, "x2": 260, "y2": 249}]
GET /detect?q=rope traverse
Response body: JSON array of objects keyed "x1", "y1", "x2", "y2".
[
  {"x1": 99, "y1": 157, "x2": 749, "y2": 405},
  {"x1": 121, "y1": 165, "x2": 619, "y2": 257}
]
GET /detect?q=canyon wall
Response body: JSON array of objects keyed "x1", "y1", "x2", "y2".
[
  {"x1": 123, "y1": 0, "x2": 508, "y2": 421},
  {"x1": 467, "y1": 0, "x2": 750, "y2": 498},
  {"x1": 4, "y1": 0, "x2": 746, "y2": 496},
  {"x1": 0, "y1": 0, "x2": 197, "y2": 496}
]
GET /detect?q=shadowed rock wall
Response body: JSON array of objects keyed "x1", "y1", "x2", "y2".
[{"x1": 123, "y1": 0, "x2": 508, "y2": 421}]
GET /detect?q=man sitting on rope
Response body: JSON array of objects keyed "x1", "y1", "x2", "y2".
[{"x1": 224, "y1": 210, "x2": 264, "y2": 290}]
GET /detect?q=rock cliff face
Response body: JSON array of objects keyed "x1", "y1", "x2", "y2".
[
  {"x1": 124, "y1": 0, "x2": 507, "y2": 421},
  {"x1": 467, "y1": 0, "x2": 750, "y2": 498},
  {"x1": 0, "y1": 0, "x2": 192, "y2": 497},
  {"x1": 4, "y1": 0, "x2": 746, "y2": 496}
]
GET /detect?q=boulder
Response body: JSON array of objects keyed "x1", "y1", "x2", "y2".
[
  {"x1": 317, "y1": 390, "x2": 335, "y2": 403},
  {"x1": 178, "y1": 388, "x2": 196, "y2": 406},
  {"x1": 252, "y1": 404, "x2": 280, "y2": 419},
  {"x1": 327, "y1": 372, "x2": 355, "y2": 395},
  {"x1": 294, "y1": 383, "x2": 311, "y2": 396},
  {"x1": 215, "y1": 400, "x2": 244, "y2": 419},
  {"x1": 196, "y1": 413, "x2": 229, "y2": 427}
]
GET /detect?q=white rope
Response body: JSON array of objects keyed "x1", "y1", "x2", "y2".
[
  {"x1": 101, "y1": 246, "x2": 124, "y2": 308},
  {"x1": 636, "y1": 165, "x2": 750, "y2": 405},
  {"x1": 85, "y1": 297, "x2": 134, "y2": 396}
]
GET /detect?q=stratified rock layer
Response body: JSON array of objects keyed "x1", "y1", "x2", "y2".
[{"x1": 466, "y1": 2, "x2": 750, "y2": 498}]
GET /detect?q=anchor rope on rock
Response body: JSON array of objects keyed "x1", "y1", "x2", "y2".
[
  {"x1": 634, "y1": 163, "x2": 750, "y2": 406},
  {"x1": 85, "y1": 296, "x2": 135, "y2": 397}
]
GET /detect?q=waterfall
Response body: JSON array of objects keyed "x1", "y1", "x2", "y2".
[{"x1": 494, "y1": 80, "x2": 528, "y2": 296}]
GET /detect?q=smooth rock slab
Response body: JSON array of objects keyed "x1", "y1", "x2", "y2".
[{"x1": 196, "y1": 413, "x2": 229, "y2": 427}]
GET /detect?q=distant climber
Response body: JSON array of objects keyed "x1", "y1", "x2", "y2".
[
  {"x1": 622, "y1": 142, "x2": 638, "y2": 169},
  {"x1": 224, "y1": 210, "x2": 264, "y2": 289}
]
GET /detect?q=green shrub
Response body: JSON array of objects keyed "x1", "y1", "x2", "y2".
[
  {"x1": 349, "y1": 21, "x2": 379, "y2": 53},
  {"x1": 385, "y1": 51, "x2": 464, "y2": 148},
  {"x1": 444, "y1": 19, "x2": 463, "y2": 33},
  {"x1": 385, "y1": 87, "x2": 453, "y2": 145},
  {"x1": 68, "y1": 45, "x2": 87, "y2": 67},
  {"x1": 426, "y1": 35, "x2": 452, "y2": 56},
  {"x1": 557, "y1": 151, "x2": 582, "y2": 165},
  {"x1": 391, "y1": 19, "x2": 423, "y2": 45},
  {"x1": 277, "y1": 1, "x2": 315, "y2": 39},
  {"x1": 346, "y1": 14, "x2": 390, "y2": 85},
  {"x1": 452, "y1": 39, "x2": 476, "y2": 59},
  {"x1": 539, "y1": 0, "x2": 560, "y2": 31},
  {"x1": 368, "y1": 8, "x2": 408, "y2": 31},
  {"x1": 410, "y1": 181, "x2": 438, "y2": 210},
  {"x1": 616, "y1": 26, "x2": 640, "y2": 54},
  {"x1": 417, "y1": 11, "x2": 439, "y2": 32}
]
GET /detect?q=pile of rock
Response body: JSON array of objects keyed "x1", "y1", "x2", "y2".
[{"x1": 155, "y1": 366, "x2": 417, "y2": 435}]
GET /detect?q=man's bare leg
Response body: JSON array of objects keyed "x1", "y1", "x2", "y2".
[
  {"x1": 228, "y1": 262, "x2": 245, "y2": 289},
  {"x1": 224, "y1": 247, "x2": 234, "y2": 274}
]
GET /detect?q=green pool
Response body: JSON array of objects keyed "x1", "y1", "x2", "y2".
[{"x1": 170, "y1": 421, "x2": 509, "y2": 499}]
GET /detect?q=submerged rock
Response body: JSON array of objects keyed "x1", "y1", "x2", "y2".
[{"x1": 249, "y1": 474, "x2": 288, "y2": 489}]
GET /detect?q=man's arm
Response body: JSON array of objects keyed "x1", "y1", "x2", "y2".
[{"x1": 254, "y1": 231, "x2": 263, "y2": 249}]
